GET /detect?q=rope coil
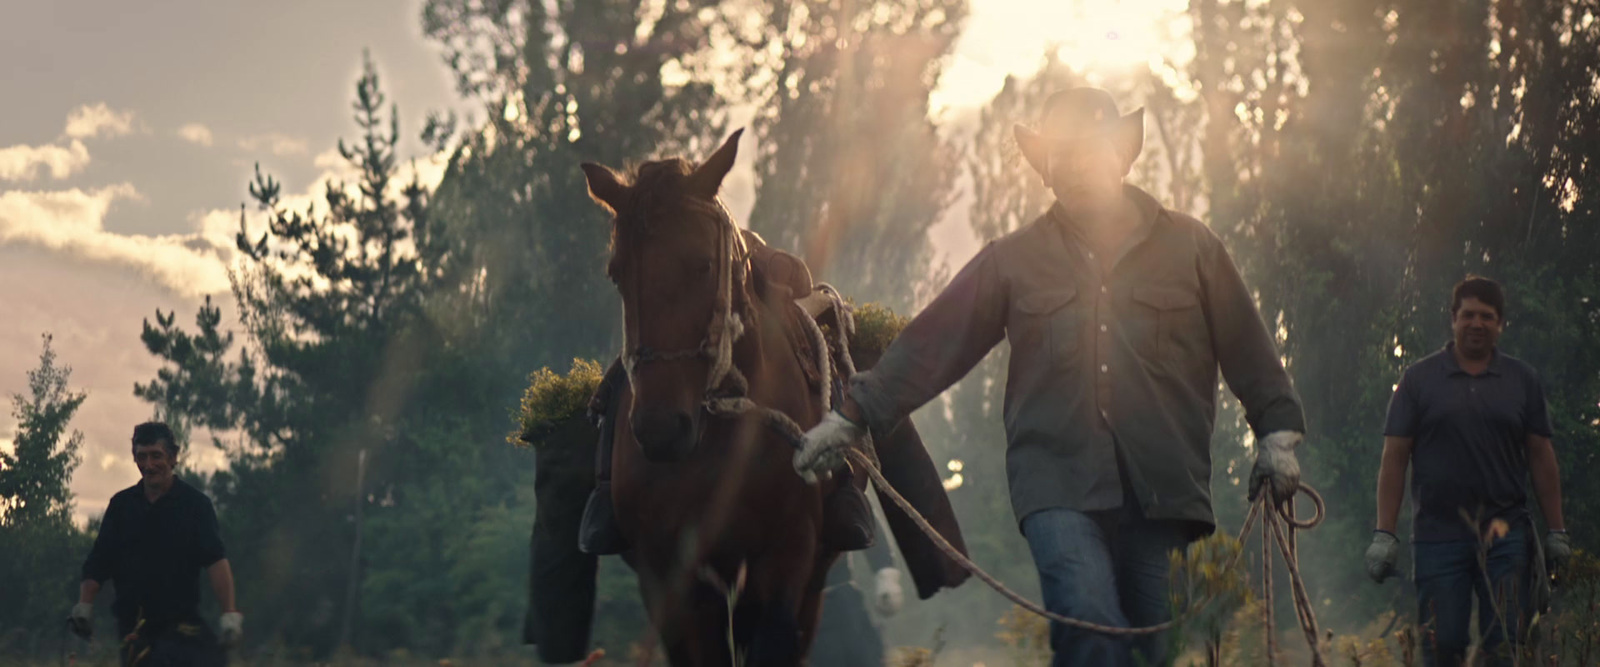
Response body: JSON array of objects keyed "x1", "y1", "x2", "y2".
[
  {"x1": 844, "y1": 446, "x2": 1325, "y2": 654},
  {"x1": 713, "y1": 377, "x2": 1327, "y2": 658}
]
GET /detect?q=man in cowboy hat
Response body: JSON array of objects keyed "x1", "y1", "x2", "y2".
[{"x1": 794, "y1": 87, "x2": 1307, "y2": 665}]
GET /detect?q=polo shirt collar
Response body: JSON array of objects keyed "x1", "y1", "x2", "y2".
[{"x1": 1442, "y1": 341, "x2": 1503, "y2": 376}]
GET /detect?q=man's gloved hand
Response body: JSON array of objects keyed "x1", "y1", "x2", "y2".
[
  {"x1": 874, "y1": 567, "x2": 904, "y2": 617},
  {"x1": 67, "y1": 602, "x2": 94, "y2": 640},
  {"x1": 218, "y1": 611, "x2": 244, "y2": 648},
  {"x1": 793, "y1": 410, "x2": 868, "y2": 484},
  {"x1": 1365, "y1": 530, "x2": 1401, "y2": 583},
  {"x1": 1249, "y1": 430, "x2": 1303, "y2": 504},
  {"x1": 1546, "y1": 531, "x2": 1573, "y2": 573}
]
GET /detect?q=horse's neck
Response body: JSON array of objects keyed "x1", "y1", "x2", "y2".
[{"x1": 732, "y1": 300, "x2": 816, "y2": 416}]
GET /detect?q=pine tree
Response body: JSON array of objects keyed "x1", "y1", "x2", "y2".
[
  {"x1": 0, "y1": 334, "x2": 91, "y2": 655},
  {"x1": 0, "y1": 334, "x2": 86, "y2": 527}
]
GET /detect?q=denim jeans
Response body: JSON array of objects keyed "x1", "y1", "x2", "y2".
[
  {"x1": 1022, "y1": 505, "x2": 1204, "y2": 667},
  {"x1": 1413, "y1": 526, "x2": 1530, "y2": 667}
]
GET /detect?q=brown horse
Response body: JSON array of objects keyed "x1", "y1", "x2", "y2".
[{"x1": 581, "y1": 130, "x2": 843, "y2": 666}]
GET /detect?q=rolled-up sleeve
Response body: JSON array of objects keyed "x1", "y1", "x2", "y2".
[
  {"x1": 850, "y1": 242, "x2": 1008, "y2": 436},
  {"x1": 81, "y1": 504, "x2": 117, "y2": 583},
  {"x1": 1196, "y1": 229, "x2": 1305, "y2": 436}
]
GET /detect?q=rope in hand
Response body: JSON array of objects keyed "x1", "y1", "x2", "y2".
[
  {"x1": 844, "y1": 447, "x2": 1326, "y2": 660},
  {"x1": 709, "y1": 359, "x2": 1328, "y2": 658}
]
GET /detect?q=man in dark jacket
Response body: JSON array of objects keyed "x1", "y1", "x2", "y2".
[
  {"x1": 69, "y1": 422, "x2": 241, "y2": 666},
  {"x1": 794, "y1": 88, "x2": 1307, "y2": 666}
]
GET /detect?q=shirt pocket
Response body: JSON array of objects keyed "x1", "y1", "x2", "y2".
[
  {"x1": 1131, "y1": 286, "x2": 1202, "y2": 372},
  {"x1": 1014, "y1": 286, "x2": 1080, "y2": 369}
]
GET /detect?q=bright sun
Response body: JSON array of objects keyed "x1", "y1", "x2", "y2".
[{"x1": 932, "y1": 0, "x2": 1191, "y2": 113}]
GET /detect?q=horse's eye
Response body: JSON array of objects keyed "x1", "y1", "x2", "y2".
[{"x1": 694, "y1": 259, "x2": 714, "y2": 276}]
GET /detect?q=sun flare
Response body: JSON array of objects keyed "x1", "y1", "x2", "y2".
[{"x1": 932, "y1": 0, "x2": 1191, "y2": 112}]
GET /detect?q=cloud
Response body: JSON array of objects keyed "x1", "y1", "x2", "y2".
[
  {"x1": 177, "y1": 123, "x2": 214, "y2": 147},
  {"x1": 0, "y1": 139, "x2": 91, "y2": 181},
  {"x1": 311, "y1": 147, "x2": 347, "y2": 173},
  {"x1": 237, "y1": 133, "x2": 309, "y2": 156},
  {"x1": 64, "y1": 103, "x2": 137, "y2": 140},
  {"x1": 0, "y1": 184, "x2": 232, "y2": 296},
  {"x1": 0, "y1": 104, "x2": 144, "y2": 182}
]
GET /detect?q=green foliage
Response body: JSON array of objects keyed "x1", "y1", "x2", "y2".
[
  {"x1": 421, "y1": 0, "x2": 729, "y2": 377},
  {"x1": 133, "y1": 53, "x2": 534, "y2": 659},
  {"x1": 511, "y1": 358, "x2": 603, "y2": 447},
  {"x1": 0, "y1": 335, "x2": 93, "y2": 661},
  {"x1": 850, "y1": 302, "x2": 910, "y2": 356},
  {"x1": 744, "y1": 0, "x2": 969, "y2": 313},
  {"x1": 72, "y1": 0, "x2": 1600, "y2": 662},
  {"x1": 995, "y1": 604, "x2": 1051, "y2": 666},
  {"x1": 1188, "y1": 0, "x2": 1600, "y2": 634},
  {"x1": 1, "y1": 335, "x2": 86, "y2": 526}
]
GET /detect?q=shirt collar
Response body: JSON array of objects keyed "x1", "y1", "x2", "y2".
[
  {"x1": 1442, "y1": 341, "x2": 1503, "y2": 376},
  {"x1": 1047, "y1": 183, "x2": 1164, "y2": 244},
  {"x1": 136, "y1": 476, "x2": 187, "y2": 505}
]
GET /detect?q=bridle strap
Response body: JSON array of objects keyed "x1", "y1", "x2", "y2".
[{"x1": 620, "y1": 197, "x2": 749, "y2": 405}]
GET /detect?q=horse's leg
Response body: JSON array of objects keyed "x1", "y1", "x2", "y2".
[
  {"x1": 641, "y1": 561, "x2": 739, "y2": 667},
  {"x1": 793, "y1": 549, "x2": 838, "y2": 660},
  {"x1": 743, "y1": 542, "x2": 831, "y2": 665}
]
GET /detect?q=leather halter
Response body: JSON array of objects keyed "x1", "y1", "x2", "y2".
[{"x1": 619, "y1": 196, "x2": 751, "y2": 402}]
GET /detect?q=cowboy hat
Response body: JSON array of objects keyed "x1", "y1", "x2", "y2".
[{"x1": 1013, "y1": 87, "x2": 1144, "y2": 180}]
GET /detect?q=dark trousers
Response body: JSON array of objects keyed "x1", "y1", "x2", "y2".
[
  {"x1": 1413, "y1": 527, "x2": 1530, "y2": 667},
  {"x1": 1021, "y1": 505, "x2": 1202, "y2": 667},
  {"x1": 117, "y1": 620, "x2": 225, "y2": 667}
]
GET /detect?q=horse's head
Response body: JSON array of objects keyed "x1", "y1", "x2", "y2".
[{"x1": 581, "y1": 130, "x2": 751, "y2": 463}]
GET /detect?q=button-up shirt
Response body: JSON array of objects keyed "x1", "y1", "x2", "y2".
[
  {"x1": 850, "y1": 185, "x2": 1305, "y2": 527},
  {"x1": 1384, "y1": 343, "x2": 1552, "y2": 542},
  {"x1": 81, "y1": 477, "x2": 227, "y2": 635}
]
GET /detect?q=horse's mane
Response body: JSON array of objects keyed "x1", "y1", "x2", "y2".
[{"x1": 605, "y1": 158, "x2": 696, "y2": 234}]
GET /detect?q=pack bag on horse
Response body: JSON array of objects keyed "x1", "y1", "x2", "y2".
[{"x1": 540, "y1": 129, "x2": 967, "y2": 665}]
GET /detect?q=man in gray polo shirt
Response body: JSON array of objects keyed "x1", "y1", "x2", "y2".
[{"x1": 1365, "y1": 276, "x2": 1570, "y2": 666}]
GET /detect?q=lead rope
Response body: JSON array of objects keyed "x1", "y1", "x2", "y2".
[
  {"x1": 713, "y1": 383, "x2": 1326, "y2": 654},
  {"x1": 844, "y1": 444, "x2": 1325, "y2": 655}
]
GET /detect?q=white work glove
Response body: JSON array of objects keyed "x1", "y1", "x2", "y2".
[
  {"x1": 1546, "y1": 531, "x2": 1573, "y2": 572},
  {"x1": 1365, "y1": 530, "x2": 1400, "y2": 583},
  {"x1": 68, "y1": 602, "x2": 94, "y2": 640},
  {"x1": 792, "y1": 410, "x2": 869, "y2": 484},
  {"x1": 218, "y1": 611, "x2": 244, "y2": 648},
  {"x1": 1248, "y1": 430, "x2": 1302, "y2": 504},
  {"x1": 874, "y1": 567, "x2": 904, "y2": 617}
]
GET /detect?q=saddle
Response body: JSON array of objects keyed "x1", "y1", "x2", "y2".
[{"x1": 743, "y1": 232, "x2": 971, "y2": 600}]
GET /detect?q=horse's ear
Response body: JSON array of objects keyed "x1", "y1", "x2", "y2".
[
  {"x1": 687, "y1": 128, "x2": 743, "y2": 199},
  {"x1": 581, "y1": 162, "x2": 628, "y2": 214}
]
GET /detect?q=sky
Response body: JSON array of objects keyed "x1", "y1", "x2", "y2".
[{"x1": 0, "y1": 0, "x2": 1187, "y2": 524}]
